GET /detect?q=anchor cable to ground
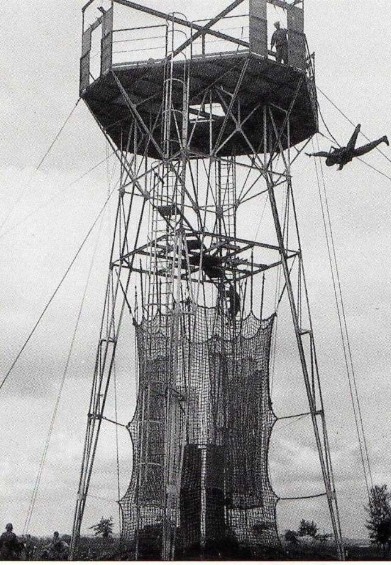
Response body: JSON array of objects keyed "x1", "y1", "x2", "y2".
[
  {"x1": 0, "y1": 184, "x2": 117, "y2": 394},
  {"x1": 311, "y1": 136, "x2": 373, "y2": 499},
  {"x1": 0, "y1": 99, "x2": 81, "y2": 234},
  {"x1": 23, "y1": 209, "x2": 106, "y2": 535}
]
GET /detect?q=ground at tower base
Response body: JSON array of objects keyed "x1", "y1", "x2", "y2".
[{"x1": 5, "y1": 529, "x2": 391, "y2": 560}]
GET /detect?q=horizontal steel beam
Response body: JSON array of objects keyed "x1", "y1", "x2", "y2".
[
  {"x1": 169, "y1": 0, "x2": 246, "y2": 59},
  {"x1": 199, "y1": 230, "x2": 297, "y2": 253},
  {"x1": 113, "y1": 0, "x2": 249, "y2": 48},
  {"x1": 268, "y1": 0, "x2": 302, "y2": 10}
]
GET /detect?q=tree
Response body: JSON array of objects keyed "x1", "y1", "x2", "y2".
[
  {"x1": 89, "y1": 516, "x2": 114, "y2": 538},
  {"x1": 365, "y1": 485, "x2": 391, "y2": 549},
  {"x1": 285, "y1": 530, "x2": 298, "y2": 543},
  {"x1": 298, "y1": 519, "x2": 318, "y2": 538}
]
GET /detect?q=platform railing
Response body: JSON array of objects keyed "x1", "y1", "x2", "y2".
[
  {"x1": 80, "y1": 3, "x2": 312, "y2": 94},
  {"x1": 110, "y1": 15, "x2": 250, "y2": 68},
  {"x1": 112, "y1": 24, "x2": 167, "y2": 65},
  {"x1": 109, "y1": 21, "x2": 311, "y2": 72},
  {"x1": 191, "y1": 14, "x2": 249, "y2": 57}
]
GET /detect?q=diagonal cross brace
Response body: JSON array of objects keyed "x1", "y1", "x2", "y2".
[
  {"x1": 213, "y1": 59, "x2": 249, "y2": 153},
  {"x1": 167, "y1": 0, "x2": 246, "y2": 60},
  {"x1": 113, "y1": 0, "x2": 249, "y2": 49},
  {"x1": 112, "y1": 70, "x2": 203, "y2": 229}
]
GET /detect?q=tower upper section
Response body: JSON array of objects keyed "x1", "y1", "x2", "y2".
[{"x1": 80, "y1": 0, "x2": 318, "y2": 156}]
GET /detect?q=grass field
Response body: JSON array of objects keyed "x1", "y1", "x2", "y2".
[{"x1": 18, "y1": 534, "x2": 391, "y2": 560}]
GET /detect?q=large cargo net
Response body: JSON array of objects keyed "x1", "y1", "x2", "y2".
[{"x1": 120, "y1": 307, "x2": 278, "y2": 558}]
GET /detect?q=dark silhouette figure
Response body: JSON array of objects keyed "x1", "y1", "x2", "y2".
[
  {"x1": 188, "y1": 247, "x2": 240, "y2": 319},
  {"x1": 24, "y1": 535, "x2": 35, "y2": 560},
  {"x1": 306, "y1": 124, "x2": 389, "y2": 170},
  {"x1": 0, "y1": 523, "x2": 21, "y2": 561},
  {"x1": 271, "y1": 21, "x2": 288, "y2": 64},
  {"x1": 41, "y1": 532, "x2": 69, "y2": 560},
  {"x1": 227, "y1": 284, "x2": 240, "y2": 318}
]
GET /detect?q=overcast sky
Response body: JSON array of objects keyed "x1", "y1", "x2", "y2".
[{"x1": 0, "y1": 0, "x2": 391, "y2": 544}]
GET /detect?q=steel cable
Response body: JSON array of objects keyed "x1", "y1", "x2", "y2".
[
  {"x1": 23, "y1": 210, "x2": 106, "y2": 535},
  {"x1": 0, "y1": 184, "x2": 117, "y2": 393},
  {"x1": 312, "y1": 137, "x2": 373, "y2": 498},
  {"x1": 0, "y1": 151, "x2": 116, "y2": 242},
  {"x1": 317, "y1": 85, "x2": 391, "y2": 167},
  {"x1": 0, "y1": 99, "x2": 80, "y2": 233},
  {"x1": 317, "y1": 131, "x2": 391, "y2": 183}
]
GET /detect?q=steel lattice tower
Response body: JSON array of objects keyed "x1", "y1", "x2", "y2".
[{"x1": 70, "y1": 0, "x2": 344, "y2": 560}]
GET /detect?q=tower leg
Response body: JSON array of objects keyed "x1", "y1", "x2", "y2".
[
  {"x1": 262, "y1": 105, "x2": 345, "y2": 560},
  {"x1": 70, "y1": 136, "x2": 148, "y2": 559}
]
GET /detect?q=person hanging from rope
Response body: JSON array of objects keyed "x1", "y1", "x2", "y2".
[
  {"x1": 271, "y1": 21, "x2": 288, "y2": 65},
  {"x1": 0, "y1": 523, "x2": 22, "y2": 560},
  {"x1": 306, "y1": 124, "x2": 389, "y2": 170}
]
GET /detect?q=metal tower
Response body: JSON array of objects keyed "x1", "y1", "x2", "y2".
[{"x1": 71, "y1": 0, "x2": 344, "y2": 559}]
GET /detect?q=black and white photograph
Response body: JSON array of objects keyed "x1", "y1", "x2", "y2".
[{"x1": 0, "y1": 0, "x2": 390, "y2": 560}]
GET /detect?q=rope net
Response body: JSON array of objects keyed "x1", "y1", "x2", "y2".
[{"x1": 119, "y1": 306, "x2": 278, "y2": 558}]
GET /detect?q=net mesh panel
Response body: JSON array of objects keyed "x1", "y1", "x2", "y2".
[{"x1": 120, "y1": 307, "x2": 278, "y2": 556}]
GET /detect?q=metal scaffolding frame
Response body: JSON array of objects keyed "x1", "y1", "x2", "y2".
[{"x1": 71, "y1": 0, "x2": 344, "y2": 560}]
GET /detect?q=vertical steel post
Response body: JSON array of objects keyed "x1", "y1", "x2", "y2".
[{"x1": 262, "y1": 106, "x2": 345, "y2": 560}]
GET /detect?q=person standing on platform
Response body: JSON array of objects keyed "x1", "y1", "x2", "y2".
[{"x1": 271, "y1": 21, "x2": 288, "y2": 64}]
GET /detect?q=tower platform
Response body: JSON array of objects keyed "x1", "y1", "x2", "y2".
[{"x1": 82, "y1": 50, "x2": 318, "y2": 157}]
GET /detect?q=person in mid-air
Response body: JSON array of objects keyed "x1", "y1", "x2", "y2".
[
  {"x1": 271, "y1": 21, "x2": 288, "y2": 64},
  {"x1": 306, "y1": 124, "x2": 389, "y2": 170}
]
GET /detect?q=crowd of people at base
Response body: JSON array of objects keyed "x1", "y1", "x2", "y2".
[{"x1": 0, "y1": 524, "x2": 69, "y2": 561}]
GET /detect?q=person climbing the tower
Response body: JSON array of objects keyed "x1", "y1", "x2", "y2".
[
  {"x1": 227, "y1": 284, "x2": 240, "y2": 319},
  {"x1": 271, "y1": 21, "x2": 288, "y2": 65},
  {"x1": 306, "y1": 124, "x2": 389, "y2": 170},
  {"x1": 0, "y1": 523, "x2": 22, "y2": 560}
]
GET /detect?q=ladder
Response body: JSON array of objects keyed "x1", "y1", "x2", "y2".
[{"x1": 215, "y1": 156, "x2": 239, "y2": 319}]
